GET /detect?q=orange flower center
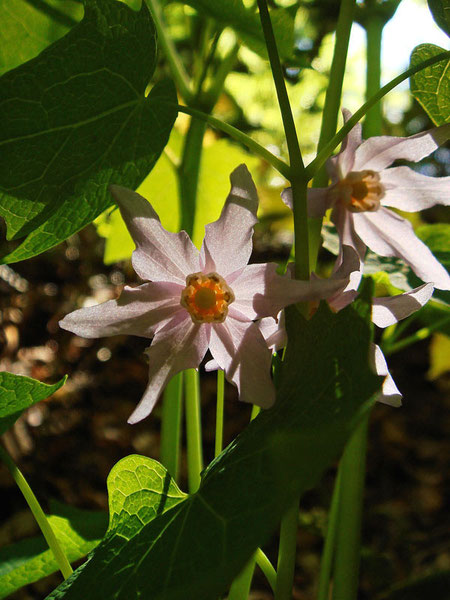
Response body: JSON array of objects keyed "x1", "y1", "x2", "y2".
[
  {"x1": 331, "y1": 170, "x2": 384, "y2": 213},
  {"x1": 180, "y1": 272, "x2": 235, "y2": 324}
]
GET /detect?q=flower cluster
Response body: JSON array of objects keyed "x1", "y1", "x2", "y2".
[{"x1": 60, "y1": 165, "x2": 348, "y2": 423}]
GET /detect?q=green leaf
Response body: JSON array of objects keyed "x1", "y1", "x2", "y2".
[
  {"x1": 95, "y1": 135, "x2": 259, "y2": 263},
  {"x1": 0, "y1": 0, "x2": 177, "y2": 264},
  {"x1": 46, "y1": 290, "x2": 381, "y2": 600},
  {"x1": 428, "y1": 0, "x2": 450, "y2": 36},
  {"x1": 183, "y1": 0, "x2": 295, "y2": 61},
  {"x1": 410, "y1": 43, "x2": 450, "y2": 125},
  {"x1": 0, "y1": 0, "x2": 82, "y2": 77},
  {"x1": 0, "y1": 503, "x2": 107, "y2": 599},
  {"x1": 0, "y1": 372, "x2": 66, "y2": 435}
]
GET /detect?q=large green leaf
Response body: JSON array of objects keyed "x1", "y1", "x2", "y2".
[
  {"x1": 0, "y1": 503, "x2": 107, "y2": 599},
  {"x1": 46, "y1": 287, "x2": 381, "y2": 600},
  {"x1": 0, "y1": 0, "x2": 82, "y2": 76},
  {"x1": 0, "y1": 372, "x2": 66, "y2": 435},
  {"x1": 183, "y1": 0, "x2": 296, "y2": 61},
  {"x1": 410, "y1": 43, "x2": 450, "y2": 125},
  {"x1": 428, "y1": 0, "x2": 450, "y2": 36},
  {"x1": 0, "y1": 0, "x2": 177, "y2": 264}
]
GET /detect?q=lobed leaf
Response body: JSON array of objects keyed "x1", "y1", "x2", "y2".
[
  {"x1": 410, "y1": 43, "x2": 450, "y2": 126},
  {"x1": 46, "y1": 286, "x2": 381, "y2": 600},
  {"x1": 0, "y1": 372, "x2": 66, "y2": 435},
  {"x1": 0, "y1": 0, "x2": 177, "y2": 264}
]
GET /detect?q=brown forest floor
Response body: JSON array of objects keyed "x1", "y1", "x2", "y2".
[{"x1": 1, "y1": 226, "x2": 449, "y2": 600}]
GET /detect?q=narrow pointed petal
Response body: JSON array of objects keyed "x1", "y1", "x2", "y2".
[
  {"x1": 327, "y1": 245, "x2": 363, "y2": 311},
  {"x1": 282, "y1": 186, "x2": 332, "y2": 218},
  {"x1": 352, "y1": 208, "x2": 450, "y2": 290},
  {"x1": 332, "y1": 205, "x2": 366, "y2": 270},
  {"x1": 370, "y1": 344, "x2": 402, "y2": 407},
  {"x1": 127, "y1": 314, "x2": 210, "y2": 424},
  {"x1": 209, "y1": 318, "x2": 275, "y2": 409},
  {"x1": 200, "y1": 164, "x2": 258, "y2": 276},
  {"x1": 372, "y1": 283, "x2": 434, "y2": 328},
  {"x1": 329, "y1": 108, "x2": 362, "y2": 178},
  {"x1": 109, "y1": 185, "x2": 199, "y2": 284},
  {"x1": 353, "y1": 123, "x2": 450, "y2": 172},
  {"x1": 231, "y1": 263, "x2": 351, "y2": 320},
  {"x1": 59, "y1": 283, "x2": 183, "y2": 339},
  {"x1": 258, "y1": 313, "x2": 287, "y2": 351},
  {"x1": 380, "y1": 167, "x2": 450, "y2": 211}
]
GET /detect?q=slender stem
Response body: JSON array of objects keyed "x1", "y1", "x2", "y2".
[
  {"x1": 317, "y1": 470, "x2": 342, "y2": 600},
  {"x1": 305, "y1": 50, "x2": 450, "y2": 180},
  {"x1": 144, "y1": 0, "x2": 193, "y2": 103},
  {"x1": 205, "y1": 42, "x2": 240, "y2": 106},
  {"x1": 256, "y1": 0, "x2": 309, "y2": 281},
  {"x1": 160, "y1": 372, "x2": 183, "y2": 480},
  {"x1": 177, "y1": 105, "x2": 290, "y2": 178},
  {"x1": 363, "y1": 16, "x2": 384, "y2": 138},
  {"x1": 255, "y1": 548, "x2": 277, "y2": 592},
  {"x1": 310, "y1": 0, "x2": 356, "y2": 270},
  {"x1": 0, "y1": 445, "x2": 73, "y2": 580},
  {"x1": 184, "y1": 369, "x2": 203, "y2": 493},
  {"x1": 228, "y1": 553, "x2": 256, "y2": 600},
  {"x1": 275, "y1": 501, "x2": 299, "y2": 600},
  {"x1": 215, "y1": 370, "x2": 225, "y2": 457},
  {"x1": 332, "y1": 415, "x2": 370, "y2": 600},
  {"x1": 383, "y1": 315, "x2": 450, "y2": 356}
]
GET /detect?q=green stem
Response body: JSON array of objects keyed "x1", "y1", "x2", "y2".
[
  {"x1": 305, "y1": 50, "x2": 450, "y2": 180},
  {"x1": 317, "y1": 470, "x2": 342, "y2": 600},
  {"x1": 332, "y1": 415, "x2": 370, "y2": 600},
  {"x1": 184, "y1": 368, "x2": 203, "y2": 493},
  {"x1": 177, "y1": 105, "x2": 290, "y2": 178},
  {"x1": 215, "y1": 370, "x2": 225, "y2": 458},
  {"x1": 0, "y1": 445, "x2": 73, "y2": 580},
  {"x1": 310, "y1": 0, "x2": 356, "y2": 270},
  {"x1": 275, "y1": 501, "x2": 299, "y2": 600},
  {"x1": 256, "y1": 0, "x2": 309, "y2": 281},
  {"x1": 255, "y1": 548, "x2": 277, "y2": 592},
  {"x1": 144, "y1": 0, "x2": 193, "y2": 103},
  {"x1": 160, "y1": 372, "x2": 183, "y2": 480},
  {"x1": 228, "y1": 554, "x2": 256, "y2": 600},
  {"x1": 363, "y1": 16, "x2": 384, "y2": 138},
  {"x1": 383, "y1": 315, "x2": 450, "y2": 356}
]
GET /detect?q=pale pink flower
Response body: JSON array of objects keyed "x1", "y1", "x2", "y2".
[
  {"x1": 60, "y1": 165, "x2": 348, "y2": 424},
  {"x1": 255, "y1": 246, "x2": 434, "y2": 406},
  {"x1": 282, "y1": 111, "x2": 450, "y2": 289}
]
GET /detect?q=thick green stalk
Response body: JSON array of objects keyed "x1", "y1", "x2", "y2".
[
  {"x1": 310, "y1": 0, "x2": 356, "y2": 270},
  {"x1": 275, "y1": 501, "x2": 299, "y2": 600},
  {"x1": 160, "y1": 372, "x2": 183, "y2": 480},
  {"x1": 317, "y1": 470, "x2": 342, "y2": 600},
  {"x1": 177, "y1": 105, "x2": 290, "y2": 178},
  {"x1": 363, "y1": 15, "x2": 384, "y2": 138},
  {"x1": 305, "y1": 50, "x2": 450, "y2": 180},
  {"x1": 332, "y1": 415, "x2": 370, "y2": 600},
  {"x1": 144, "y1": 0, "x2": 193, "y2": 103},
  {"x1": 256, "y1": 0, "x2": 309, "y2": 282},
  {"x1": 228, "y1": 554, "x2": 256, "y2": 600},
  {"x1": 215, "y1": 370, "x2": 225, "y2": 457},
  {"x1": 0, "y1": 445, "x2": 73, "y2": 580},
  {"x1": 184, "y1": 369, "x2": 203, "y2": 493}
]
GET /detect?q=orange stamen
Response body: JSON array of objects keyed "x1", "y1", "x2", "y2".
[{"x1": 180, "y1": 272, "x2": 235, "y2": 324}]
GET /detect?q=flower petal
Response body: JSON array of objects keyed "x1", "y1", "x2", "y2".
[
  {"x1": 370, "y1": 344, "x2": 402, "y2": 407},
  {"x1": 59, "y1": 283, "x2": 183, "y2": 339},
  {"x1": 109, "y1": 185, "x2": 199, "y2": 284},
  {"x1": 127, "y1": 313, "x2": 210, "y2": 424},
  {"x1": 200, "y1": 164, "x2": 258, "y2": 277},
  {"x1": 231, "y1": 262, "x2": 352, "y2": 320},
  {"x1": 282, "y1": 186, "x2": 332, "y2": 218},
  {"x1": 352, "y1": 207, "x2": 450, "y2": 290},
  {"x1": 372, "y1": 283, "x2": 434, "y2": 328},
  {"x1": 258, "y1": 312, "x2": 287, "y2": 352},
  {"x1": 328, "y1": 108, "x2": 362, "y2": 179},
  {"x1": 327, "y1": 245, "x2": 363, "y2": 311},
  {"x1": 353, "y1": 123, "x2": 450, "y2": 172},
  {"x1": 209, "y1": 318, "x2": 275, "y2": 408},
  {"x1": 380, "y1": 167, "x2": 450, "y2": 211},
  {"x1": 332, "y1": 205, "x2": 366, "y2": 270}
]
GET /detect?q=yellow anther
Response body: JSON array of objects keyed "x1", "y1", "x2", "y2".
[{"x1": 181, "y1": 272, "x2": 235, "y2": 324}]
